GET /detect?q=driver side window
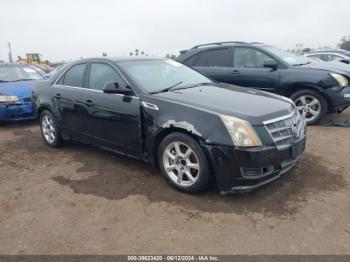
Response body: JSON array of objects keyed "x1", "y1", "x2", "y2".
[
  {"x1": 233, "y1": 47, "x2": 274, "y2": 68},
  {"x1": 88, "y1": 63, "x2": 126, "y2": 91}
]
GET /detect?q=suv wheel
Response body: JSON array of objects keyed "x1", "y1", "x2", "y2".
[
  {"x1": 290, "y1": 89, "x2": 327, "y2": 125},
  {"x1": 40, "y1": 110, "x2": 62, "y2": 147},
  {"x1": 158, "y1": 132, "x2": 211, "y2": 193}
]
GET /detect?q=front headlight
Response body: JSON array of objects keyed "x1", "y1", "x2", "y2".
[
  {"x1": 330, "y1": 73, "x2": 348, "y2": 87},
  {"x1": 220, "y1": 115, "x2": 262, "y2": 147},
  {"x1": 0, "y1": 95, "x2": 19, "y2": 103}
]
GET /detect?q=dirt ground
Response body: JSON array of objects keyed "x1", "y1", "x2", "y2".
[{"x1": 0, "y1": 110, "x2": 350, "y2": 255}]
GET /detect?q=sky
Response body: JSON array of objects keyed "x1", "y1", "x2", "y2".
[{"x1": 1, "y1": 0, "x2": 350, "y2": 62}]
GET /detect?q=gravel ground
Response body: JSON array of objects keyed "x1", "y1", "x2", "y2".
[{"x1": 0, "y1": 109, "x2": 349, "y2": 255}]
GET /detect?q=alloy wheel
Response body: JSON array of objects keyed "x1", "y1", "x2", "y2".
[
  {"x1": 162, "y1": 141, "x2": 200, "y2": 187},
  {"x1": 295, "y1": 95, "x2": 321, "y2": 122},
  {"x1": 41, "y1": 114, "x2": 56, "y2": 144}
]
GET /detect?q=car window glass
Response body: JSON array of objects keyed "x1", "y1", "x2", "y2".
[
  {"x1": 184, "y1": 54, "x2": 200, "y2": 66},
  {"x1": 88, "y1": 63, "x2": 126, "y2": 91},
  {"x1": 0, "y1": 66, "x2": 43, "y2": 81},
  {"x1": 62, "y1": 64, "x2": 86, "y2": 87},
  {"x1": 328, "y1": 54, "x2": 342, "y2": 61},
  {"x1": 23, "y1": 67, "x2": 42, "y2": 80},
  {"x1": 318, "y1": 54, "x2": 330, "y2": 61},
  {"x1": 194, "y1": 49, "x2": 230, "y2": 67},
  {"x1": 119, "y1": 59, "x2": 211, "y2": 93},
  {"x1": 234, "y1": 48, "x2": 273, "y2": 68}
]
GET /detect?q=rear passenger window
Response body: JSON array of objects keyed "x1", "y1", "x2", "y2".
[
  {"x1": 184, "y1": 54, "x2": 200, "y2": 66},
  {"x1": 194, "y1": 49, "x2": 231, "y2": 67},
  {"x1": 61, "y1": 64, "x2": 86, "y2": 87}
]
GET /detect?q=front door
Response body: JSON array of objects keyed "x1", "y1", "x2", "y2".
[
  {"x1": 81, "y1": 62, "x2": 142, "y2": 156},
  {"x1": 230, "y1": 47, "x2": 280, "y2": 92}
]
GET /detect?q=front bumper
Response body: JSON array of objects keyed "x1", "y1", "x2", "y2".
[
  {"x1": 0, "y1": 103, "x2": 36, "y2": 121},
  {"x1": 203, "y1": 136, "x2": 306, "y2": 194},
  {"x1": 322, "y1": 86, "x2": 350, "y2": 113}
]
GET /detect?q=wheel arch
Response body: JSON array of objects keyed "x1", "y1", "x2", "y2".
[
  {"x1": 283, "y1": 84, "x2": 331, "y2": 109},
  {"x1": 153, "y1": 127, "x2": 205, "y2": 167},
  {"x1": 37, "y1": 105, "x2": 52, "y2": 119}
]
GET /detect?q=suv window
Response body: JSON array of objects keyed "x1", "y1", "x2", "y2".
[
  {"x1": 315, "y1": 54, "x2": 330, "y2": 62},
  {"x1": 234, "y1": 47, "x2": 273, "y2": 68},
  {"x1": 328, "y1": 54, "x2": 343, "y2": 61},
  {"x1": 184, "y1": 54, "x2": 200, "y2": 66},
  {"x1": 88, "y1": 63, "x2": 126, "y2": 91},
  {"x1": 61, "y1": 64, "x2": 86, "y2": 87},
  {"x1": 194, "y1": 48, "x2": 231, "y2": 67}
]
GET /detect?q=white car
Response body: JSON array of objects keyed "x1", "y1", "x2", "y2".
[{"x1": 304, "y1": 50, "x2": 350, "y2": 65}]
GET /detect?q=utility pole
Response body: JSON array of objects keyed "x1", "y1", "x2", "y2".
[{"x1": 8, "y1": 43, "x2": 13, "y2": 63}]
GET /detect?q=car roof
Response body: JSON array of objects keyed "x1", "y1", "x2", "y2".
[
  {"x1": 190, "y1": 41, "x2": 265, "y2": 49},
  {"x1": 307, "y1": 50, "x2": 350, "y2": 54},
  {"x1": 71, "y1": 57, "x2": 166, "y2": 64},
  {"x1": 0, "y1": 63, "x2": 29, "y2": 68},
  {"x1": 178, "y1": 41, "x2": 268, "y2": 56}
]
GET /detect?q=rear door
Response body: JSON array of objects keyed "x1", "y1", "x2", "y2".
[
  {"x1": 53, "y1": 63, "x2": 87, "y2": 133},
  {"x1": 230, "y1": 47, "x2": 280, "y2": 92},
  {"x1": 81, "y1": 62, "x2": 142, "y2": 156},
  {"x1": 185, "y1": 48, "x2": 234, "y2": 83}
]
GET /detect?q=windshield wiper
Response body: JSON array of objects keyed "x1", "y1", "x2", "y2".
[
  {"x1": 172, "y1": 82, "x2": 212, "y2": 91},
  {"x1": 150, "y1": 81, "x2": 183, "y2": 94},
  {"x1": 0, "y1": 80, "x2": 9, "y2": 83}
]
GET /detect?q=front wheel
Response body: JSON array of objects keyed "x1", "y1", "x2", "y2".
[
  {"x1": 158, "y1": 132, "x2": 211, "y2": 193},
  {"x1": 290, "y1": 89, "x2": 328, "y2": 125},
  {"x1": 40, "y1": 110, "x2": 62, "y2": 147}
]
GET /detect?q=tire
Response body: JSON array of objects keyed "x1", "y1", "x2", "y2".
[
  {"x1": 40, "y1": 110, "x2": 62, "y2": 147},
  {"x1": 290, "y1": 89, "x2": 328, "y2": 125},
  {"x1": 158, "y1": 132, "x2": 211, "y2": 193}
]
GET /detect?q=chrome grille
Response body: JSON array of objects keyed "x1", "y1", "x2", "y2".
[{"x1": 264, "y1": 110, "x2": 305, "y2": 148}]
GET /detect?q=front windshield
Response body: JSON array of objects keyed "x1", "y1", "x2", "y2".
[
  {"x1": 263, "y1": 46, "x2": 310, "y2": 66},
  {"x1": 0, "y1": 66, "x2": 43, "y2": 82},
  {"x1": 118, "y1": 59, "x2": 212, "y2": 93}
]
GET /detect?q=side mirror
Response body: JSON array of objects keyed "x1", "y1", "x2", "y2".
[
  {"x1": 102, "y1": 81, "x2": 133, "y2": 95},
  {"x1": 263, "y1": 59, "x2": 278, "y2": 70}
]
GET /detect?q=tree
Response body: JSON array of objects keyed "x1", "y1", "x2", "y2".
[
  {"x1": 302, "y1": 48, "x2": 312, "y2": 53},
  {"x1": 338, "y1": 36, "x2": 350, "y2": 51},
  {"x1": 129, "y1": 52, "x2": 133, "y2": 56}
]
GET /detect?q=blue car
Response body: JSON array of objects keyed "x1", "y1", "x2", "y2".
[{"x1": 0, "y1": 64, "x2": 44, "y2": 122}]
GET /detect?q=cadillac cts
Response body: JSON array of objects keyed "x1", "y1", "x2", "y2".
[{"x1": 32, "y1": 58, "x2": 306, "y2": 194}]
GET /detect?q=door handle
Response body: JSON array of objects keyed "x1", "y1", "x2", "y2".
[
  {"x1": 85, "y1": 99, "x2": 95, "y2": 106},
  {"x1": 231, "y1": 69, "x2": 240, "y2": 74}
]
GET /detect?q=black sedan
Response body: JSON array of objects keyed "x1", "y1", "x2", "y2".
[{"x1": 32, "y1": 58, "x2": 306, "y2": 194}]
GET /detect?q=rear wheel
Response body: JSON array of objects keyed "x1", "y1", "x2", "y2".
[
  {"x1": 40, "y1": 110, "x2": 62, "y2": 147},
  {"x1": 158, "y1": 132, "x2": 211, "y2": 193},
  {"x1": 290, "y1": 89, "x2": 328, "y2": 125}
]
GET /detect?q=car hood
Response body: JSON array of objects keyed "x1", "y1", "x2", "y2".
[
  {"x1": 0, "y1": 80, "x2": 35, "y2": 100},
  {"x1": 153, "y1": 83, "x2": 295, "y2": 125},
  {"x1": 301, "y1": 62, "x2": 350, "y2": 77}
]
